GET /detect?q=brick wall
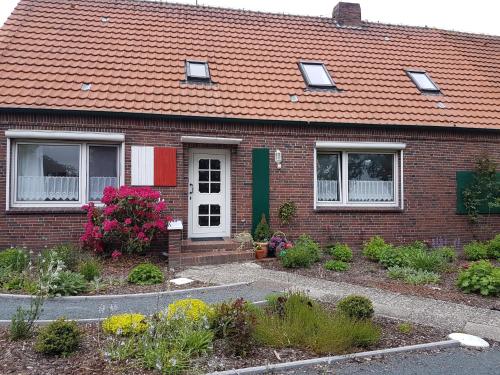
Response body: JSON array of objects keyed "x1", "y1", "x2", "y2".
[{"x1": 0, "y1": 111, "x2": 499, "y2": 252}]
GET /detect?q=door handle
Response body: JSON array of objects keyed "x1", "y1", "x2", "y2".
[{"x1": 189, "y1": 183, "x2": 193, "y2": 194}]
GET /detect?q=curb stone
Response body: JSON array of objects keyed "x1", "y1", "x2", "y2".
[{"x1": 206, "y1": 340, "x2": 461, "y2": 375}]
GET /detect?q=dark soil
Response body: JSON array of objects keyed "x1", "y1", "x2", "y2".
[
  {"x1": 261, "y1": 256, "x2": 500, "y2": 310},
  {"x1": 0, "y1": 316, "x2": 450, "y2": 375}
]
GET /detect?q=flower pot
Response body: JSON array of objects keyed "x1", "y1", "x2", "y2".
[{"x1": 255, "y1": 242, "x2": 269, "y2": 259}]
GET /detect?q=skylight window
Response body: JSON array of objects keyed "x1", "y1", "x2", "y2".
[
  {"x1": 406, "y1": 70, "x2": 440, "y2": 93},
  {"x1": 299, "y1": 62, "x2": 335, "y2": 88},
  {"x1": 186, "y1": 61, "x2": 210, "y2": 81}
]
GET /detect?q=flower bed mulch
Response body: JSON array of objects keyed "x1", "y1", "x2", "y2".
[
  {"x1": 0, "y1": 316, "x2": 450, "y2": 375},
  {"x1": 261, "y1": 257, "x2": 500, "y2": 310}
]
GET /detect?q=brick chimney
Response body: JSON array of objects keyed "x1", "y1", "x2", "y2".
[{"x1": 332, "y1": 2, "x2": 362, "y2": 27}]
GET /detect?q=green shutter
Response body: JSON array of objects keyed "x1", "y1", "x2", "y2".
[
  {"x1": 252, "y1": 148, "x2": 270, "y2": 234},
  {"x1": 456, "y1": 171, "x2": 500, "y2": 214}
]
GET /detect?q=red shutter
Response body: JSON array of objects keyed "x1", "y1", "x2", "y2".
[{"x1": 154, "y1": 147, "x2": 176, "y2": 186}]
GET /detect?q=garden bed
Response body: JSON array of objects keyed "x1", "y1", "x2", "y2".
[
  {"x1": 0, "y1": 304, "x2": 450, "y2": 375},
  {"x1": 261, "y1": 256, "x2": 500, "y2": 310}
]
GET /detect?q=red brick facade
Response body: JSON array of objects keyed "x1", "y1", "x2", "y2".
[{"x1": 0, "y1": 111, "x2": 499, "y2": 253}]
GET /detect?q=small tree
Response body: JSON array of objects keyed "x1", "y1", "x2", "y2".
[{"x1": 254, "y1": 214, "x2": 271, "y2": 242}]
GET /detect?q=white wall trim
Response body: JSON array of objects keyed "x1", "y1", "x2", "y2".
[
  {"x1": 316, "y1": 141, "x2": 406, "y2": 150},
  {"x1": 181, "y1": 136, "x2": 242, "y2": 145},
  {"x1": 5, "y1": 130, "x2": 125, "y2": 142}
]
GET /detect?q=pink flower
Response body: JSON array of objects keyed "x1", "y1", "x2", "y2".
[
  {"x1": 124, "y1": 218, "x2": 132, "y2": 225},
  {"x1": 103, "y1": 204, "x2": 118, "y2": 216},
  {"x1": 103, "y1": 219, "x2": 119, "y2": 232},
  {"x1": 111, "y1": 250, "x2": 122, "y2": 259},
  {"x1": 137, "y1": 232, "x2": 146, "y2": 240}
]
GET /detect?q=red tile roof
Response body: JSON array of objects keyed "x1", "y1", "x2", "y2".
[{"x1": 0, "y1": 0, "x2": 499, "y2": 129}]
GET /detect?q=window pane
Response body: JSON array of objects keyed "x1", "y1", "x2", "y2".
[
  {"x1": 188, "y1": 62, "x2": 209, "y2": 78},
  {"x1": 199, "y1": 171, "x2": 209, "y2": 181},
  {"x1": 409, "y1": 72, "x2": 438, "y2": 91},
  {"x1": 199, "y1": 183, "x2": 209, "y2": 193},
  {"x1": 348, "y1": 153, "x2": 394, "y2": 202},
  {"x1": 198, "y1": 159, "x2": 209, "y2": 169},
  {"x1": 316, "y1": 153, "x2": 339, "y2": 202},
  {"x1": 210, "y1": 159, "x2": 220, "y2": 169},
  {"x1": 17, "y1": 144, "x2": 80, "y2": 201},
  {"x1": 89, "y1": 146, "x2": 118, "y2": 201},
  {"x1": 199, "y1": 204, "x2": 209, "y2": 215},
  {"x1": 211, "y1": 183, "x2": 220, "y2": 193},
  {"x1": 198, "y1": 216, "x2": 209, "y2": 226},
  {"x1": 210, "y1": 216, "x2": 220, "y2": 226},
  {"x1": 303, "y1": 64, "x2": 332, "y2": 86}
]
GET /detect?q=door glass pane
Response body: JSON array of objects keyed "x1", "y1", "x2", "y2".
[
  {"x1": 17, "y1": 144, "x2": 80, "y2": 201},
  {"x1": 199, "y1": 159, "x2": 209, "y2": 169},
  {"x1": 199, "y1": 204, "x2": 209, "y2": 215},
  {"x1": 316, "y1": 153, "x2": 339, "y2": 202},
  {"x1": 199, "y1": 171, "x2": 209, "y2": 181},
  {"x1": 198, "y1": 216, "x2": 209, "y2": 226},
  {"x1": 211, "y1": 183, "x2": 220, "y2": 193},
  {"x1": 199, "y1": 183, "x2": 209, "y2": 193},
  {"x1": 210, "y1": 171, "x2": 220, "y2": 182},
  {"x1": 348, "y1": 153, "x2": 394, "y2": 202},
  {"x1": 210, "y1": 205, "x2": 220, "y2": 215},
  {"x1": 210, "y1": 216, "x2": 220, "y2": 226},
  {"x1": 89, "y1": 146, "x2": 118, "y2": 201},
  {"x1": 210, "y1": 159, "x2": 220, "y2": 169}
]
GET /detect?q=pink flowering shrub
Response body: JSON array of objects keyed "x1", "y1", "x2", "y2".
[{"x1": 81, "y1": 186, "x2": 172, "y2": 255}]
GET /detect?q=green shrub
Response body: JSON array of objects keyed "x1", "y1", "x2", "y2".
[
  {"x1": 397, "y1": 322, "x2": 413, "y2": 334},
  {"x1": 336, "y1": 295, "x2": 374, "y2": 320},
  {"x1": 378, "y1": 242, "x2": 445, "y2": 273},
  {"x1": 49, "y1": 271, "x2": 88, "y2": 296},
  {"x1": 127, "y1": 263, "x2": 164, "y2": 285},
  {"x1": 0, "y1": 248, "x2": 29, "y2": 273},
  {"x1": 78, "y1": 258, "x2": 102, "y2": 282},
  {"x1": 9, "y1": 295, "x2": 44, "y2": 340},
  {"x1": 35, "y1": 318, "x2": 81, "y2": 356},
  {"x1": 254, "y1": 214, "x2": 271, "y2": 242},
  {"x1": 486, "y1": 234, "x2": 500, "y2": 260},
  {"x1": 210, "y1": 298, "x2": 257, "y2": 356},
  {"x1": 387, "y1": 266, "x2": 441, "y2": 285},
  {"x1": 362, "y1": 236, "x2": 392, "y2": 261},
  {"x1": 3, "y1": 273, "x2": 36, "y2": 292},
  {"x1": 41, "y1": 244, "x2": 80, "y2": 271},
  {"x1": 280, "y1": 235, "x2": 320, "y2": 268},
  {"x1": 254, "y1": 292, "x2": 380, "y2": 354},
  {"x1": 324, "y1": 260, "x2": 350, "y2": 272},
  {"x1": 329, "y1": 243, "x2": 353, "y2": 262},
  {"x1": 457, "y1": 260, "x2": 500, "y2": 296},
  {"x1": 434, "y1": 246, "x2": 457, "y2": 263},
  {"x1": 463, "y1": 241, "x2": 489, "y2": 261}
]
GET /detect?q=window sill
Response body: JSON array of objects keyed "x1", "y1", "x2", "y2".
[
  {"x1": 314, "y1": 206, "x2": 404, "y2": 213},
  {"x1": 6, "y1": 207, "x2": 86, "y2": 215}
]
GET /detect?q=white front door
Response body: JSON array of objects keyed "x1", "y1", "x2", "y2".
[{"x1": 188, "y1": 149, "x2": 231, "y2": 238}]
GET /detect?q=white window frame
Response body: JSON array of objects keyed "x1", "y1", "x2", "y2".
[
  {"x1": 7, "y1": 135, "x2": 124, "y2": 209},
  {"x1": 314, "y1": 142, "x2": 405, "y2": 209}
]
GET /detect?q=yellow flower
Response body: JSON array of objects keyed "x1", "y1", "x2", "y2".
[
  {"x1": 102, "y1": 313, "x2": 147, "y2": 336},
  {"x1": 167, "y1": 299, "x2": 213, "y2": 321}
]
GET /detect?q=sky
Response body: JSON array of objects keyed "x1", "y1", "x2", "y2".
[{"x1": 0, "y1": 0, "x2": 499, "y2": 35}]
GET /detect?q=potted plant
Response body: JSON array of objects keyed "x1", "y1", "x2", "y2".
[
  {"x1": 253, "y1": 214, "x2": 271, "y2": 256},
  {"x1": 268, "y1": 231, "x2": 291, "y2": 257},
  {"x1": 254, "y1": 243, "x2": 267, "y2": 259}
]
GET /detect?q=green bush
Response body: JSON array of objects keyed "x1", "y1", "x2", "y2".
[
  {"x1": 362, "y1": 236, "x2": 392, "y2": 261},
  {"x1": 35, "y1": 318, "x2": 81, "y2": 356},
  {"x1": 127, "y1": 263, "x2": 164, "y2": 285},
  {"x1": 254, "y1": 214, "x2": 271, "y2": 242},
  {"x1": 336, "y1": 295, "x2": 374, "y2": 320},
  {"x1": 210, "y1": 298, "x2": 257, "y2": 356},
  {"x1": 486, "y1": 234, "x2": 500, "y2": 260},
  {"x1": 378, "y1": 242, "x2": 445, "y2": 273},
  {"x1": 49, "y1": 271, "x2": 88, "y2": 296},
  {"x1": 324, "y1": 260, "x2": 350, "y2": 272},
  {"x1": 387, "y1": 266, "x2": 441, "y2": 285},
  {"x1": 329, "y1": 243, "x2": 353, "y2": 262},
  {"x1": 434, "y1": 246, "x2": 457, "y2": 263},
  {"x1": 78, "y1": 258, "x2": 102, "y2": 282},
  {"x1": 0, "y1": 248, "x2": 29, "y2": 273},
  {"x1": 41, "y1": 244, "x2": 80, "y2": 271},
  {"x1": 464, "y1": 241, "x2": 489, "y2": 261},
  {"x1": 457, "y1": 260, "x2": 500, "y2": 296},
  {"x1": 254, "y1": 292, "x2": 380, "y2": 354},
  {"x1": 280, "y1": 235, "x2": 320, "y2": 268}
]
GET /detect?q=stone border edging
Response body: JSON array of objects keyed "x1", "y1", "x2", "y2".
[
  {"x1": 206, "y1": 340, "x2": 461, "y2": 375},
  {"x1": 0, "y1": 281, "x2": 250, "y2": 300}
]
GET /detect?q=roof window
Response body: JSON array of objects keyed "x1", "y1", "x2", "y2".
[
  {"x1": 81, "y1": 83, "x2": 92, "y2": 91},
  {"x1": 299, "y1": 62, "x2": 335, "y2": 88},
  {"x1": 186, "y1": 61, "x2": 210, "y2": 81},
  {"x1": 406, "y1": 70, "x2": 440, "y2": 93}
]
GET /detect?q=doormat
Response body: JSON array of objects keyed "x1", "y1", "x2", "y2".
[{"x1": 191, "y1": 237, "x2": 224, "y2": 242}]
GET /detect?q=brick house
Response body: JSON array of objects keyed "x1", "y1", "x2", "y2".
[{"x1": 0, "y1": 0, "x2": 499, "y2": 265}]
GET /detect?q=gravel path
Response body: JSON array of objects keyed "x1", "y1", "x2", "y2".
[
  {"x1": 0, "y1": 280, "x2": 286, "y2": 321},
  {"x1": 178, "y1": 262, "x2": 500, "y2": 341},
  {"x1": 276, "y1": 346, "x2": 500, "y2": 375}
]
